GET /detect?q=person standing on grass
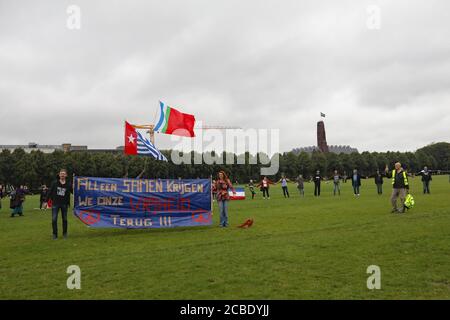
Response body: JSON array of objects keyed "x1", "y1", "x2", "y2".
[
  {"x1": 374, "y1": 170, "x2": 384, "y2": 195},
  {"x1": 257, "y1": 176, "x2": 275, "y2": 199},
  {"x1": 212, "y1": 179, "x2": 217, "y2": 201},
  {"x1": 296, "y1": 174, "x2": 305, "y2": 197},
  {"x1": 40, "y1": 185, "x2": 49, "y2": 210},
  {"x1": 418, "y1": 166, "x2": 432, "y2": 194},
  {"x1": 49, "y1": 169, "x2": 73, "y2": 239},
  {"x1": 385, "y1": 163, "x2": 409, "y2": 213},
  {"x1": 9, "y1": 186, "x2": 23, "y2": 217},
  {"x1": 277, "y1": 175, "x2": 291, "y2": 198},
  {"x1": 351, "y1": 169, "x2": 362, "y2": 196},
  {"x1": 332, "y1": 170, "x2": 342, "y2": 196},
  {"x1": 247, "y1": 180, "x2": 256, "y2": 199},
  {"x1": 215, "y1": 171, "x2": 235, "y2": 227},
  {"x1": 14, "y1": 186, "x2": 25, "y2": 216},
  {"x1": 0, "y1": 184, "x2": 4, "y2": 211},
  {"x1": 343, "y1": 171, "x2": 348, "y2": 183},
  {"x1": 313, "y1": 170, "x2": 322, "y2": 196}
]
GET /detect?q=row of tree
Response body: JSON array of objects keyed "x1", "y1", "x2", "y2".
[{"x1": 0, "y1": 142, "x2": 448, "y2": 191}]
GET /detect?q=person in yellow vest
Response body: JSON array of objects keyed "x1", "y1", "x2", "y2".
[{"x1": 385, "y1": 162, "x2": 409, "y2": 213}]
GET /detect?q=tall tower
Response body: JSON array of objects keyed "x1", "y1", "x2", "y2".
[{"x1": 317, "y1": 121, "x2": 329, "y2": 153}]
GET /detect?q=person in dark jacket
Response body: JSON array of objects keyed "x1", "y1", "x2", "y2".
[
  {"x1": 296, "y1": 175, "x2": 305, "y2": 197},
  {"x1": 0, "y1": 184, "x2": 4, "y2": 210},
  {"x1": 313, "y1": 170, "x2": 322, "y2": 196},
  {"x1": 48, "y1": 169, "x2": 73, "y2": 239},
  {"x1": 418, "y1": 166, "x2": 432, "y2": 194},
  {"x1": 374, "y1": 170, "x2": 384, "y2": 195},
  {"x1": 15, "y1": 186, "x2": 25, "y2": 216},
  {"x1": 10, "y1": 186, "x2": 24, "y2": 217},
  {"x1": 351, "y1": 169, "x2": 362, "y2": 196},
  {"x1": 385, "y1": 163, "x2": 409, "y2": 213},
  {"x1": 40, "y1": 185, "x2": 49, "y2": 210}
]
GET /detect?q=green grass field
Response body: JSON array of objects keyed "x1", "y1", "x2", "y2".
[{"x1": 0, "y1": 176, "x2": 449, "y2": 299}]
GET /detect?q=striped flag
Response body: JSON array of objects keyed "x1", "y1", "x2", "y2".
[
  {"x1": 154, "y1": 101, "x2": 196, "y2": 137},
  {"x1": 320, "y1": 112, "x2": 326, "y2": 117},
  {"x1": 229, "y1": 187, "x2": 246, "y2": 200},
  {"x1": 124, "y1": 121, "x2": 168, "y2": 161}
]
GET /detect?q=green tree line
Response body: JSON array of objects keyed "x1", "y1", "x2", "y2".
[{"x1": 0, "y1": 142, "x2": 448, "y2": 191}]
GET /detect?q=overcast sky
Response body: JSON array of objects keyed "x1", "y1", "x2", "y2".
[{"x1": 0, "y1": 0, "x2": 449, "y2": 153}]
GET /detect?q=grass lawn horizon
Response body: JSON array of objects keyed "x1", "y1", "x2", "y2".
[{"x1": 0, "y1": 175, "x2": 449, "y2": 299}]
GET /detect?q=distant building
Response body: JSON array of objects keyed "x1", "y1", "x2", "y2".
[
  {"x1": 0, "y1": 143, "x2": 122, "y2": 154},
  {"x1": 292, "y1": 120, "x2": 358, "y2": 154},
  {"x1": 293, "y1": 145, "x2": 358, "y2": 155}
]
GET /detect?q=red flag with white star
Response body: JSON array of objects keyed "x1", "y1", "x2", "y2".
[{"x1": 124, "y1": 121, "x2": 138, "y2": 155}]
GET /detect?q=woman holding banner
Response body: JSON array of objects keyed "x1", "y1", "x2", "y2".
[{"x1": 215, "y1": 171, "x2": 235, "y2": 228}]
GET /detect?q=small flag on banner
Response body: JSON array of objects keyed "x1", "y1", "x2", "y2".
[{"x1": 124, "y1": 121, "x2": 168, "y2": 161}]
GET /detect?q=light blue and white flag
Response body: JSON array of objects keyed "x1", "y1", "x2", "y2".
[{"x1": 136, "y1": 131, "x2": 168, "y2": 161}]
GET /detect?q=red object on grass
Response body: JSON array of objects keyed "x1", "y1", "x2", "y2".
[{"x1": 237, "y1": 218, "x2": 254, "y2": 228}]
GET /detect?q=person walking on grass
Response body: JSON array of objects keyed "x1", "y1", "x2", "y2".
[
  {"x1": 212, "y1": 179, "x2": 217, "y2": 201},
  {"x1": 49, "y1": 169, "x2": 73, "y2": 239},
  {"x1": 257, "y1": 176, "x2": 275, "y2": 200},
  {"x1": 385, "y1": 162, "x2": 409, "y2": 213},
  {"x1": 313, "y1": 170, "x2": 322, "y2": 196},
  {"x1": 418, "y1": 166, "x2": 432, "y2": 194},
  {"x1": 0, "y1": 184, "x2": 4, "y2": 211},
  {"x1": 343, "y1": 171, "x2": 348, "y2": 183},
  {"x1": 351, "y1": 169, "x2": 362, "y2": 196},
  {"x1": 247, "y1": 180, "x2": 256, "y2": 199},
  {"x1": 332, "y1": 170, "x2": 342, "y2": 196},
  {"x1": 40, "y1": 185, "x2": 49, "y2": 210},
  {"x1": 374, "y1": 170, "x2": 384, "y2": 195},
  {"x1": 11, "y1": 186, "x2": 25, "y2": 217},
  {"x1": 9, "y1": 186, "x2": 23, "y2": 217},
  {"x1": 215, "y1": 171, "x2": 235, "y2": 227},
  {"x1": 277, "y1": 175, "x2": 291, "y2": 198},
  {"x1": 296, "y1": 174, "x2": 305, "y2": 197}
]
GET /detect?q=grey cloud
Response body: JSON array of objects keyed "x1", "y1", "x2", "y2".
[{"x1": 0, "y1": 0, "x2": 449, "y2": 151}]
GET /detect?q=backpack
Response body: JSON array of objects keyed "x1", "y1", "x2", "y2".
[{"x1": 404, "y1": 193, "x2": 415, "y2": 209}]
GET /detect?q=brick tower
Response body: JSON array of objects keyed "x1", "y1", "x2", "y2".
[{"x1": 317, "y1": 121, "x2": 329, "y2": 153}]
